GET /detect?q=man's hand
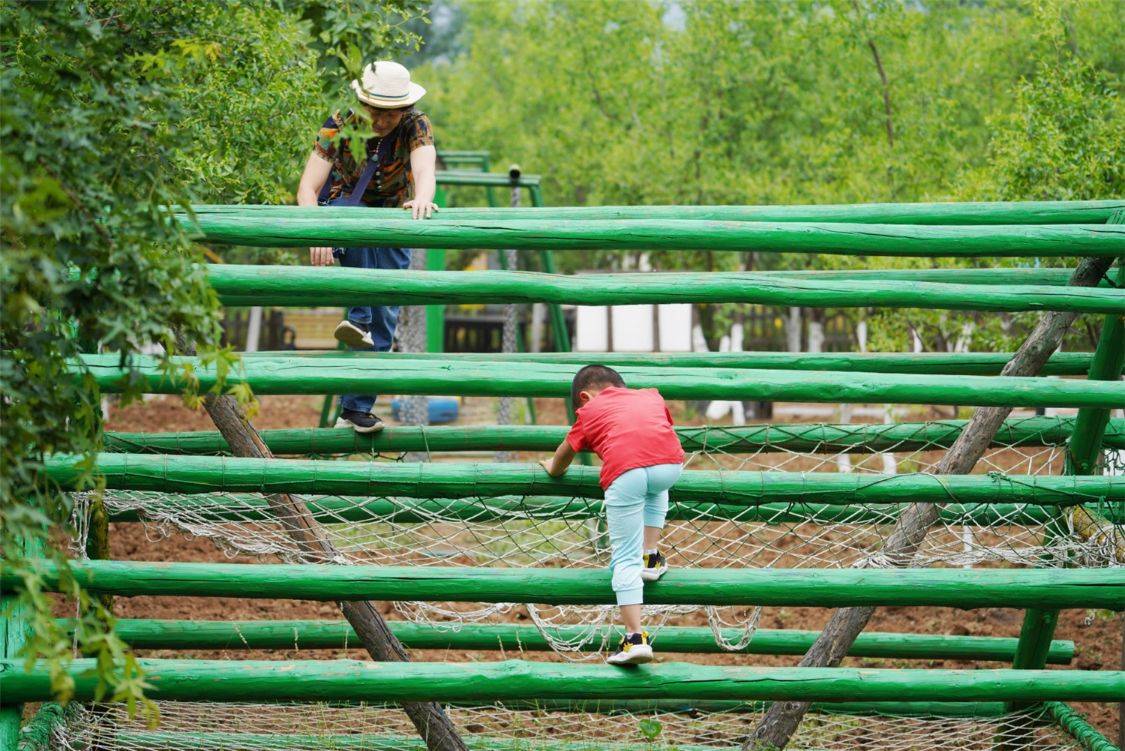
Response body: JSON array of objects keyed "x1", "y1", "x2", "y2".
[
  {"x1": 310, "y1": 247, "x2": 335, "y2": 266},
  {"x1": 403, "y1": 199, "x2": 438, "y2": 220}
]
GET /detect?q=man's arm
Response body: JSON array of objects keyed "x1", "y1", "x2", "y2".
[
  {"x1": 539, "y1": 440, "x2": 577, "y2": 477},
  {"x1": 404, "y1": 144, "x2": 438, "y2": 219},
  {"x1": 297, "y1": 152, "x2": 335, "y2": 266}
]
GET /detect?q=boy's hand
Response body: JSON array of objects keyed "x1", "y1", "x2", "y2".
[{"x1": 539, "y1": 459, "x2": 558, "y2": 476}]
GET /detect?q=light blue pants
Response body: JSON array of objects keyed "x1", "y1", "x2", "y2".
[{"x1": 604, "y1": 463, "x2": 682, "y2": 606}]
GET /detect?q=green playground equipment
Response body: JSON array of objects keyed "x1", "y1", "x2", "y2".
[{"x1": 5, "y1": 201, "x2": 1124, "y2": 751}]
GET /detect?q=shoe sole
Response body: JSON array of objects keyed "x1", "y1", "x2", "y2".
[
  {"x1": 334, "y1": 322, "x2": 372, "y2": 348},
  {"x1": 641, "y1": 566, "x2": 668, "y2": 582},
  {"x1": 334, "y1": 417, "x2": 385, "y2": 435},
  {"x1": 607, "y1": 645, "x2": 654, "y2": 666}
]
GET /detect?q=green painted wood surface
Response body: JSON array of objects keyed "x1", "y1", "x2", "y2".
[
  {"x1": 208, "y1": 265, "x2": 1125, "y2": 314},
  {"x1": 73, "y1": 354, "x2": 1125, "y2": 408},
  {"x1": 436, "y1": 170, "x2": 541, "y2": 187},
  {"x1": 104, "y1": 417, "x2": 1123, "y2": 456},
  {"x1": 100, "y1": 493, "x2": 1122, "y2": 526},
  {"x1": 183, "y1": 200, "x2": 1125, "y2": 225},
  {"x1": 1043, "y1": 701, "x2": 1121, "y2": 751},
  {"x1": 3, "y1": 659, "x2": 1122, "y2": 704},
  {"x1": 1, "y1": 538, "x2": 40, "y2": 751},
  {"x1": 1011, "y1": 257, "x2": 1125, "y2": 690},
  {"x1": 240, "y1": 349, "x2": 1099, "y2": 376},
  {"x1": 43, "y1": 453, "x2": 1125, "y2": 505},
  {"x1": 85, "y1": 618, "x2": 1074, "y2": 663},
  {"x1": 8, "y1": 561, "x2": 1123, "y2": 609},
  {"x1": 177, "y1": 217, "x2": 1125, "y2": 255}
]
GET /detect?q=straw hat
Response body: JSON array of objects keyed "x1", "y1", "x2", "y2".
[{"x1": 350, "y1": 61, "x2": 426, "y2": 108}]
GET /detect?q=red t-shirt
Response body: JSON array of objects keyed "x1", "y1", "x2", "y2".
[{"x1": 566, "y1": 387, "x2": 686, "y2": 490}]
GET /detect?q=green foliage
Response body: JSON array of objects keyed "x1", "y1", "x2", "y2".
[
  {"x1": 1, "y1": 0, "x2": 424, "y2": 712},
  {"x1": 420, "y1": 0, "x2": 1122, "y2": 349}
]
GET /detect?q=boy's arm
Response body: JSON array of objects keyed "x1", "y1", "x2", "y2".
[{"x1": 539, "y1": 440, "x2": 577, "y2": 477}]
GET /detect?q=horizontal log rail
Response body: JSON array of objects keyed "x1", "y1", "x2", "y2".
[
  {"x1": 45, "y1": 453, "x2": 1125, "y2": 504},
  {"x1": 182, "y1": 200, "x2": 1125, "y2": 225},
  {"x1": 7, "y1": 561, "x2": 1123, "y2": 609},
  {"x1": 177, "y1": 217, "x2": 1125, "y2": 255},
  {"x1": 237, "y1": 350, "x2": 1098, "y2": 377},
  {"x1": 74, "y1": 355, "x2": 1125, "y2": 408},
  {"x1": 3, "y1": 659, "x2": 1122, "y2": 704},
  {"x1": 104, "y1": 417, "x2": 1123, "y2": 455},
  {"x1": 78, "y1": 618, "x2": 1075, "y2": 663},
  {"x1": 100, "y1": 494, "x2": 1123, "y2": 526},
  {"x1": 207, "y1": 265, "x2": 1125, "y2": 315}
]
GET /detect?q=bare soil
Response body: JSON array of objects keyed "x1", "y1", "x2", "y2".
[{"x1": 98, "y1": 395, "x2": 1123, "y2": 742}]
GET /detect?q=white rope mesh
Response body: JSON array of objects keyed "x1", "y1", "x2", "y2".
[
  {"x1": 48, "y1": 701, "x2": 1090, "y2": 751},
  {"x1": 73, "y1": 421, "x2": 1123, "y2": 657}
]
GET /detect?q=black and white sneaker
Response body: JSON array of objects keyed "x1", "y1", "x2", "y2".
[
  {"x1": 640, "y1": 551, "x2": 668, "y2": 582},
  {"x1": 334, "y1": 320, "x2": 374, "y2": 348},
  {"x1": 335, "y1": 410, "x2": 384, "y2": 434},
  {"x1": 607, "y1": 631, "x2": 654, "y2": 666}
]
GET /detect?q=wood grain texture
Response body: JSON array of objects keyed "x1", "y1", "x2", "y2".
[
  {"x1": 75, "y1": 354, "x2": 1125, "y2": 408},
  {"x1": 104, "y1": 417, "x2": 1125, "y2": 456},
  {"x1": 80, "y1": 618, "x2": 1074, "y2": 663},
  {"x1": 43, "y1": 453, "x2": 1125, "y2": 504},
  {"x1": 3, "y1": 659, "x2": 1122, "y2": 704},
  {"x1": 8, "y1": 560, "x2": 1124, "y2": 609},
  {"x1": 207, "y1": 265, "x2": 1125, "y2": 314},
  {"x1": 178, "y1": 217, "x2": 1125, "y2": 255},
  {"x1": 182, "y1": 200, "x2": 1125, "y2": 225}
]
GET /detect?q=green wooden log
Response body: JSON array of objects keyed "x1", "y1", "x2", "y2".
[
  {"x1": 177, "y1": 216, "x2": 1125, "y2": 255},
  {"x1": 73, "y1": 354, "x2": 1125, "y2": 408},
  {"x1": 436, "y1": 171, "x2": 541, "y2": 187},
  {"x1": 104, "y1": 417, "x2": 1125, "y2": 456},
  {"x1": 81, "y1": 618, "x2": 1075, "y2": 663},
  {"x1": 207, "y1": 265, "x2": 1125, "y2": 315},
  {"x1": 43, "y1": 453, "x2": 1125, "y2": 505},
  {"x1": 12, "y1": 703, "x2": 64, "y2": 751},
  {"x1": 3, "y1": 659, "x2": 1123, "y2": 704},
  {"x1": 100, "y1": 491, "x2": 1124, "y2": 526},
  {"x1": 1043, "y1": 701, "x2": 1121, "y2": 751},
  {"x1": 183, "y1": 200, "x2": 1125, "y2": 225},
  {"x1": 7, "y1": 560, "x2": 1123, "y2": 609},
  {"x1": 240, "y1": 350, "x2": 1099, "y2": 377}
]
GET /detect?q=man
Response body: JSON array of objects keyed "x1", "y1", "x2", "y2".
[{"x1": 296, "y1": 61, "x2": 438, "y2": 433}]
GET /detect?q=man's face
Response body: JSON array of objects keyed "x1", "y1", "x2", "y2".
[{"x1": 363, "y1": 104, "x2": 408, "y2": 136}]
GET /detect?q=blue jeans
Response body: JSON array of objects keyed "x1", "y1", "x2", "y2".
[
  {"x1": 603, "y1": 463, "x2": 682, "y2": 606},
  {"x1": 332, "y1": 245, "x2": 412, "y2": 414}
]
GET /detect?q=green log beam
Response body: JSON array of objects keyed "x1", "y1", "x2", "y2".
[
  {"x1": 73, "y1": 354, "x2": 1125, "y2": 408},
  {"x1": 80, "y1": 618, "x2": 1074, "y2": 663},
  {"x1": 183, "y1": 200, "x2": 1125, "y2": 225},
  {"x1": 436, "y1": 170, "x2": 541, "y2": 188},
  {"x1": 7, "y1": 560, "x2": 1123, "y2": 609},
  {"x1": 3, "y1": 659, "x2": 1122, "y2": 704},
  {"x1": 177, "y1": 217, "x2": 1125, "y2": 256},
  {"x1": 207, "y1": 265, "x2": 1125, "y2": 315},
  {"x1": 44, "y1": 453, "x2": 1125, "y2": 505},
  {"x1": 100, "y1": 492, "x2": 1124, "y2": 527},
  {"x1": 241, "y1": 350, "x2": 1099, "y2": 377},
  {"x1": 1043, "y1": 701, "x2": 1121, "y2": 751},
  {"x1": 104, "y1": 417, "x2": 1124, "y2": 456}
]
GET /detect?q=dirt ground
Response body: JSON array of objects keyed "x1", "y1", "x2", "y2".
[{"x1": 98, "y1": 394, "x2": 1123, "y2": 742}]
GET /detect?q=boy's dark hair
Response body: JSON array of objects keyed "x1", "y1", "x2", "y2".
[{"x1": 571, "y1": 364, "x2": 626, "y2": 408}]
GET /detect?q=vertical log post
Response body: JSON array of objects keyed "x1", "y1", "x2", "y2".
[
  {"x1": 198, "y1": 392, "x2": 467, "y2": 751},
  {"x1": 743, "y1": 255, "x2": 1116, "y2": 751}
]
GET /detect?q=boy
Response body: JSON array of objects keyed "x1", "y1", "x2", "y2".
[{"x1": 539, "y1": 365, "x2": 684, "y2": 666}]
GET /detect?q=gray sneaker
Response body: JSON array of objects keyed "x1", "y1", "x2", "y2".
[
  {"x1": 334, "y1": 320, "x2": 373, "y2": 348},
  {"x1": 335, "y1": 410, "x2": 384, "y2": 434}
]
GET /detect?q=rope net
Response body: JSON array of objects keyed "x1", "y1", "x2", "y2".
[
  {"x1": 46, "y1": 701, "x2": 1094, "y2": 751},
  {"x1": 75, "y1": 418, "x2": 1123, "y2": 657}
]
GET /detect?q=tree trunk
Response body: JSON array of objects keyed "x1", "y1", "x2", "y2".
[
  {"x1": 744, "y1": 256, "x2": 1114, "y2": 751},
  {"x1": 200, "y1": 393, "x2": 468, "y2": 751}
]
